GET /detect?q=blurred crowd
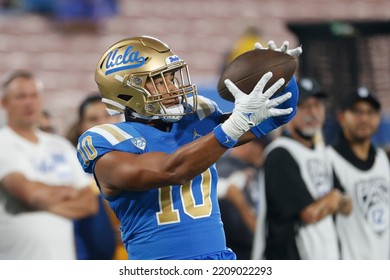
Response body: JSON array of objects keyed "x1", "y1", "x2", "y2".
[{"x1": 0, "y1": 0, "x2": 117, "y2": 32}]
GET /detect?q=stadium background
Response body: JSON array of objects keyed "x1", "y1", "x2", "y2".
[{"x1": 0, "y1": 0, "x2": 389, "y2": 147}]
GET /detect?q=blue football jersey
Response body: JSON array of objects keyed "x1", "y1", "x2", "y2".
[{"x1": 77, "y1": 96, "x2": 235, "y2": 259}]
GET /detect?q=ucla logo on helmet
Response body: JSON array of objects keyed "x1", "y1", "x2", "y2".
[
  {"x1": 165, "y1": 55, "x2": 180, "y2": 65},
  {"x1": 105, "y1": 46, "x2": 147, "y2": 75}
]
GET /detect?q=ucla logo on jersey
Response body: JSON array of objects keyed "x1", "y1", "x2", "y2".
[
  {"x1": 131, "y1": 137, "x2": 146, "y2": 150},
  {"x1": 356, "y1": 178, "x2": 389, "y2": 236},
  {"x1": 105, "y1": 46, "x2": 147, "y2": 75},
  {"x1": 36, "y1": 160, "x2": 54, "y2": 173},
  {"x1": 53, "y1": 154, "x2": 66, "y2": 163}
]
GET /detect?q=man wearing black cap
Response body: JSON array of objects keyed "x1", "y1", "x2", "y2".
[
  {"x1": 252, "y1": 77, "x2": 351, "y2": 260},
  {"x1": 326, "y1": 87, "x2": 390, "y2": 259}
]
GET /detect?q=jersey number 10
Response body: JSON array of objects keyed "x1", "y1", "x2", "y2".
[{"x1": 157, "y1": 169, "x2": 213, "y2": 225}]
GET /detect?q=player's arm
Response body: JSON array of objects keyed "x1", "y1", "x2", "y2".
[
  {"x1": 95, "y1": 133, "x2": 228, "y2": 195},
  {"x1": 0, "y1": 172, "x2": 78, "y2": 210},
  {"x1": 94, "y1": 73, "x2": 292, "y2": 196}
]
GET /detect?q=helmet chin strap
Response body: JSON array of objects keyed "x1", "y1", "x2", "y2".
[{"x1": 124, "y1": 104, "x2": 184, "y2": 123}]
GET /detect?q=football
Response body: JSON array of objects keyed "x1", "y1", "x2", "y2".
[{"x1": 217, "y1": 49, "x2": 297, "y2": 101}]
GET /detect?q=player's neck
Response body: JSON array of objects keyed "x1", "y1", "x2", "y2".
[
  {"x1": 149, "y1": 120, "x2": 173, "y2": 132},
  {"x1": 125, "y1": 110, "x2": 174, "y2": 132},
  {"x1": 131, "y1": 118, "x2": 173, "y2": 132}
]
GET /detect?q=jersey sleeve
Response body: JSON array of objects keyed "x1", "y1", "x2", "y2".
[
  {"x1": 77, "y1": 124, "x2": 143, "y2": 174},
  {"x1": 195, "y1": 95, "x2": 223, "y2": 122}
]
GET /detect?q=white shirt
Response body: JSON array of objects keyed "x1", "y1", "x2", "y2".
[
  {"x1": 0, "y1": 126, "x2": 90, "y2": 260},
  {"x1": 327, "y1": 146, "x2": 390, "y2": 259}
]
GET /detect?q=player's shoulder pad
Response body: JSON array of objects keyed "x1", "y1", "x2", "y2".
[
  {"x1": 77, "y1": 123, "x2": 143, "y2": 174},
  {"x1": 84, "y1": 123, "x2": 135, "y2": 146},
  {"x1": 192, "y1": 95, "x2": 221, "y2": 120}
]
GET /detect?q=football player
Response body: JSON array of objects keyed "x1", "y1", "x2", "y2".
[{"x1": 77, "y1": 36, "x2": 301, "y2": 259}]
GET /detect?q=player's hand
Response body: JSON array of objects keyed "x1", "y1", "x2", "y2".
[
  {"x1": 255, "y1": 40, "x2": 302, "y2": 57},
  {"x1": 250, "y1": 76, "x2": 298, "y2": 138},
  {"x1": 220, "y1": 72, "x2": 292, "y2": 141}
]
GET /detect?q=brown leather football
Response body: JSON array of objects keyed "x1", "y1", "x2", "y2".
[{"x1": 218, "y1": 49, "x2": 297, "y2": 101}]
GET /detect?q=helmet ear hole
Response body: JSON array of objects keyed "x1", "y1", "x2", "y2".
[{"x1": 118, "y1": 94, "x2": 132, "y2": 102}]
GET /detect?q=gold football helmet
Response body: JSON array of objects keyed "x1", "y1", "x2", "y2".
[{"x1": 95, "y1": 36, "x2": 197, "y2": 122}]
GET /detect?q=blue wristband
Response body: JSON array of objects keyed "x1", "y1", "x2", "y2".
[
  {"x1": 213, "y1": 124, "x2": 238, "y2": 148},
  {"x1": 250, "y1": 119, "x2": 274, "y2": 138}
]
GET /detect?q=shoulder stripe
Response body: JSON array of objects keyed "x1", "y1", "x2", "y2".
[
  {"x1": 89, "y1": 124, "x2": 133, "y2": 145},
  {"x1": 196, "y1": 96, "x2": 216, "y2": 120}
]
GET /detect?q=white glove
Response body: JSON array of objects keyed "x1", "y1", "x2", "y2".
[
  {"x1": 255, "y1": 40, "x2": 302, "y2": 57},
  {"x1": 221, "y1": 72, "x2": 293, "y2": 140}
]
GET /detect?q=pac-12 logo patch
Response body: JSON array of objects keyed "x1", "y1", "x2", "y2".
[
  {"x1": 355, "y1": 177, "x2": 389, "y2": 236},
  {"x1": 307, "y1": 159, "x2": 332, "y2": 196},
  {"x1": 165, "y1": 55, "x2": 180, "y2": 65},
  {"x1": 131, "y1": 137, "x2": 146, "y2": 150}
]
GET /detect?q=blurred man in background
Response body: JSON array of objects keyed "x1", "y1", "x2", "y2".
[
  {"x1": 0, "y1": 70, "x2": 97, "y2": 259},
  {"x1": 253, "y1": 77, "x2": 351, "y2": 260},
  {"x1": 327, "y1": 87, "x2": 390, "y2": 259},
  {"x1": 38, "y1": 110, "x2": 55, "y2": 133}
]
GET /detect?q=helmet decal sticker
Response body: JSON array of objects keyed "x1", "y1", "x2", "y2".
[
  {"x1": 165, "y1": 55, "x2": 180, "y2": 65},
  {"x1": 105, "y1": 46, "x2": 147, "y2": 75}
]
